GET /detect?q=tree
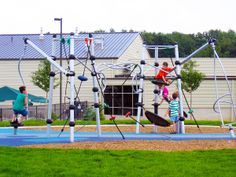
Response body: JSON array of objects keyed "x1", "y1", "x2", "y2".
[
  {"x1": 110, "y1": 28, "x2": 115, "y2": 32},
  {"x1": 31, "y1": 60, "x2": 59, "y2": 101},
  {"x1": 141, "y1": 30, "x2": 236, "y2": 58},
  {"x1": 181, "y1": 60, "x2": 205, "y2": 115},
  {"x1": 94, "y1": 29, "x2": 106, "y2": 33}
]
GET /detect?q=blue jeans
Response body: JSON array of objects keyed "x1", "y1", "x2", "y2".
[{"x1": 13, "y1": 109, "x2": 28, "y2": 116}]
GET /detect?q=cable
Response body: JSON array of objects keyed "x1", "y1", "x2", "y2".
[{"x1": 18, "y1": 45, "x2": 27, "y2": 86}]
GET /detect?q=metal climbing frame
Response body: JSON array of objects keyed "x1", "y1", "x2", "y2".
[
  {"x1": 24, "y1": 33, "x2": 105, "y2": 142},
  {"x1": 137, "y1": 39, "x2": 221, "y2": 134},
  {"x1": 144, "y1": 44, "x2": 177, "y2": 133},
  {"x1": 24, "y1": 35, "x2": 77, "y2": 142}
]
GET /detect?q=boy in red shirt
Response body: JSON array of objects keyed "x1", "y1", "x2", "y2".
[
  {"x1": 154, "y1": 62, "x2": 174, "y2": 96},
  {"x1": 154, "y1": 62, "x2": 173, "y2": 84}
]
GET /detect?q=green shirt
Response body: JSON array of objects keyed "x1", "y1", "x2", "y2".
[
  {"x1": 13, "y1": 93, "x2": 27, "y2": 111},
  {"x1": 169, "y1": 99, "x2": 179, "y2": 117}
]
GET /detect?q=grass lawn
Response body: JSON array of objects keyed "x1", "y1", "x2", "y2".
[{"x1": 0, "y1": 147, "x2": 235, "y2": 177}]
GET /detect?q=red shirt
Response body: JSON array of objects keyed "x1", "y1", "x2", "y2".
[{"x1": 155, "y1": 67, "x2": 172, "y2": 79}]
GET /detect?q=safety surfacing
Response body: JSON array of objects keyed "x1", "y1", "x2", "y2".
[{"x1": 0, "y1": 127, "x2": 235, "y2": 146}]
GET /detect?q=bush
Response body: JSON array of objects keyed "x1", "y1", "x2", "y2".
[
  {"x1": 51, "y1": 112, "x2": 58, "y2": 121},
  {"x1": 83, "y1": 104, "x2": 105, "y2": 121}
]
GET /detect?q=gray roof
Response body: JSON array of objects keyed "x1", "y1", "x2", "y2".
[{"x1": 0, "y1": 32, "x2": 139, "y2": 60}]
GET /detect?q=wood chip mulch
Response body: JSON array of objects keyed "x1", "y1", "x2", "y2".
[{"x1": 22, "y1": 125, "x2": 236, "y2": 151}]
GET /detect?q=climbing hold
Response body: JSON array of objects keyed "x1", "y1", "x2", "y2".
[
  {"x1": 188, "y1": 109, "x2": 194, "y2": 114},
  {"x1": 125, "y1": 112, "x2": 131, "y2": 117},
  {"x1": 109, "y1": 115, "x2": 116, "y2": 120},
  {"x1": 78, "y1": 75, "x2": 88, "y2": 81}
]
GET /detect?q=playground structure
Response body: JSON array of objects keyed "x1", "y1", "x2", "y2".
[
  {"x1": 22, "y1": 32, "x2": 141, "y2": 142},
  {"x1": 135, "y1": 39, "x2": 236, "y2": 135},
  {"x1": 6, "y1": 32, "x2": 236, "y2": 143},
  {"x1": 23, "y1": 33, "x2": 105, "y2": 142}
]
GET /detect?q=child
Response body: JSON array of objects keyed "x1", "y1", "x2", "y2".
[
  {"x1": 167, "y1": 92, "x2": 179, "y2": 133},
  {"x1": 11, "y1": 86, "x2": 28, "y2": 126},
  {"x1": 158, "y1": 85, "x2": 170, "y2": 105},
  {"x1": 154, "y1": 62, "x2": 173, "y2": 85},
  {"x1": 154, "y1": 62, "x2": 173, "y2": 96}
]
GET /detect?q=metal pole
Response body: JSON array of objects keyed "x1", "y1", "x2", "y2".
[
  {"x1": 47, "y1": 34, "x2": 57, "y2": 136},
  {"x1": 136, "y1": 43, "x2": 146, "y2": 134},
  {"x1": 153, "y1": 47, "x2": 159, "y2": 133},
  {"x1": 24, "y1": 38, "x2": 68, "y2": 74},
  {"x1": 69, "y1": 33, "x2": 75, "y2": 142},
  {"x1": 89, "y1": 34, "x2": 102, "y2": 137},
  {"x1": 54, "y1": 18, "x2": 63, "y2": 120},
  {"x1": 175, "y1": 44, "x2": 185, "y2": 134},
  {"x1": 59, "y1": 19, "x2": 63, "y2": 120}
]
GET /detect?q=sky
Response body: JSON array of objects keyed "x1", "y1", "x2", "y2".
[{"x1": 1, "y1": 0, "x2": 235, "y2": 34}]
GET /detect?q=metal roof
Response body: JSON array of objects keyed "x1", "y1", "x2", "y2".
[{"x1": 0, "y1": 32, "x2": 139, "y2": 60}]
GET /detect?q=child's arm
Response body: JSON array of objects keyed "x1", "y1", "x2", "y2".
[{"x1": 164, "y1": 108, "x2": 170, "y2": 117}]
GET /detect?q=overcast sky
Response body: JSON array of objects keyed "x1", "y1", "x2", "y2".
[{"x1": 1, "y1": 0, "x2": 235, "y2": 34}]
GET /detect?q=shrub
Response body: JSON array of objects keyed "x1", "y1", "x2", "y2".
[{"x1": 83, "y1": 104, "x2": 105, "y2": 121}]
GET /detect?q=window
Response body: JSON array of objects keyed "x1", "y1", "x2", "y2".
[{"x1": 104, "y1": 85, "x2": 142, "y2": 116}]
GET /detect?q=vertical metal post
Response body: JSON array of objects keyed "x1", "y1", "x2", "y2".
[
  {"x1": 69, "y1": 33, "x2": 75, "y2": 142},
  {"x1": 54, "y1": 17, "x2": 63, "y2": 120},
  {"x1": 46, "y1": 34, "x2": 57, "y2": 135},
  {"x1": 59, "y1": 20, "x2": 63, "y2": 120},
  {"x1": 153, "y1": 47, "x2": 159, "y2": 133},
  {"x1": 136, "y1": 43, "x2": 146, "y2": 134},
  {"x1": 174, "y1": 44, "x2": 185, "y2": 134},
  {"x1": 89, "y1": 34, "x2": 102, "y2": 137}
]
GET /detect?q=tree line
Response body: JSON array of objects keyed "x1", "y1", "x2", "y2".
[{"x1": 140, "y1": 30, "x2": 236, "y2": 58}]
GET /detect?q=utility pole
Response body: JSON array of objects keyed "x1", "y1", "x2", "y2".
[{"x1": 54, "y1": 18, "x2": 63, "y2": 120}]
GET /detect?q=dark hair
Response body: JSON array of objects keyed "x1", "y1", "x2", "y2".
[
  {"x1": 163, "y1": 62, "x2": 168, "y2": 67},
  {"x1": 19, "y1": 86, "x2": 26, "y2": 93},
  {"x1": 172, "y1": 92, "x2": 178, "y2": 100}
]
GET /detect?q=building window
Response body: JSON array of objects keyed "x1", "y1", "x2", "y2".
[{"x1": 104, "y1": 85, "x2": 142, "y2": 116}]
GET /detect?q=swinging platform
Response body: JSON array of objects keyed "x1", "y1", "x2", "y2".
[{"x1": 145, "y1": 110, "x2": 171, "y2": 127}]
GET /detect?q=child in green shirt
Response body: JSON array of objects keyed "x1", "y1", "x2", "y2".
[{"x1": 11, "y1": 86, "x2": 28, "y2": 126}]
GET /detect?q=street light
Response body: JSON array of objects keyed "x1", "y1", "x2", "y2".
[{"x1": 54, "y1": 18, "x2": 63, "y2": 120}]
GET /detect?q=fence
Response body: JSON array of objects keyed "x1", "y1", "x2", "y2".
[{"x1": 0, "y1": 101, "x2": 89, "y2": 121}]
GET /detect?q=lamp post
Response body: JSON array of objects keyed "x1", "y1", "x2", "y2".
[{"x1": 54, "y1": 18, "x2": 63, "y2": 120}]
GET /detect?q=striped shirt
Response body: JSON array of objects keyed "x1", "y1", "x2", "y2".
[{"x1": 169, "y1": 99, "x2": 179, "y2": 117}]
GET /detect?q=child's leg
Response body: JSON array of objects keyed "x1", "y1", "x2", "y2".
[
  {"x1": 173, "y1": 122, "x2": 176, "y2": 132},
  {"x1": 167, "y1": 79, "x2": 173, "y2": 85},
  {"x1": 18, "y1": 109, "x2": 28, "y2": 123},
  {"x1": 11, "y1": 114, "x2": 16, "y2": 122},
  {"x1": 159, "y1": 85, "x2": 164, "y2": 96},
  {"x1": 11, "y1": 110, "x2": 18, "y2": 122},
  {"x1": 19, "y1": 115, "x2": 26, "y2": 123}
]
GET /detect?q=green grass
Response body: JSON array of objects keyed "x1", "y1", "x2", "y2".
[
  {"x1": 0, "y1": 118, "x2": 233, "y2": 127},
  {"x1": 0, "y1": 147, "x2": 235, "y2": 177}
]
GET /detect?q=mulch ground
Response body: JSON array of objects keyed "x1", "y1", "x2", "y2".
[{"x1": 22, "y1": 125, "x2": 236, "y2": 151}]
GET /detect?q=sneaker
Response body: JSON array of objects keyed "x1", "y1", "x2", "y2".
[
  {"x1": 170, "y1": 131, "x2": 177, "y2": 134},
  {"x1": 10, "y1": 120, "x2": 18, "y2": 126}
]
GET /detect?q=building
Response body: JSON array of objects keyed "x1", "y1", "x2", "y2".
[{"x1": 0, "y1": 32, "x2": 235, "y2": 121}]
